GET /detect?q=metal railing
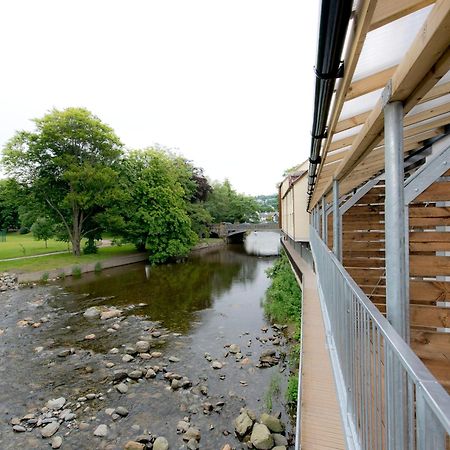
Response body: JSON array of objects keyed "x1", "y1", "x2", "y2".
[
  {"x1": 281, "y1": 233, "x2": 314, "y2": 268},
  {"x1": 309, "y1": 226, "x2": 450, "y2": 450}
]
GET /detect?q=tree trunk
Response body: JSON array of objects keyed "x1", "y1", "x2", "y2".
[{"x1": 72, "y1": 207, "x2": 81, "y2": 256}]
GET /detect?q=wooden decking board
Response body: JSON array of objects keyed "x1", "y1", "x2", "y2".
[{"x1": 284, "y1": 240, "x2": 346, "y2": 450}]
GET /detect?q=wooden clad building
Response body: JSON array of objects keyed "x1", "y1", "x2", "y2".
[{"x1": 281, "y1": 0, "x2": 450, "y2": 448}]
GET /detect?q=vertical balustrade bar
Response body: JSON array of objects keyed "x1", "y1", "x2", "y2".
[
  {"x1": 333, "y1": 179, "x2": 342, "y2": 261},
  {"x1": 321, "y1": 196, "x2": 327, "y2": 245}
]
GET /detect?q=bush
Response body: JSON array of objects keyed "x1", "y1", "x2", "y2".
[
  {"x1": 40, "y1": 272, "x2": 49, "y2": 282},
  {"x1": 83, "y1": 238, "x2": 98, "y2": 255},
  {"x1": 286, "y1": 374, "x2": 299, "y2": 404},
  {"x1": 264, "y1": 250, "x2": 301, "y2": 324},
  {"x1": 19, "y1": 226, "x2": 30, "y2": 235},
  {"x1": 72, "y1": 265, "x2": 82, "y2": 277},
  {"x1": 94, "y1": 262, "x2": 102, "y2": 273}
]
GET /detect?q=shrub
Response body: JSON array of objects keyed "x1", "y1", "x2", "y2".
[
  {"x1": 19, "y1": 226, "x2": 30, "y2": 235},
  {"x1": 264, "y1": 250, "x2": 301, "y2": 324},
  {"x1": 72, "y1": 265, "x2": 82, "y2": 277},
  {"x1": 94, "y1": 262, "x2": 102, "y2": 273},
  {"x1": 286, "y1": 374, "x2": 299, "y2": 404},
  {"x1": 83, "y1": 238, "x2": 98, "y2": 254},
  {"x1": 40, "y1": 272, "x2": 49, "y2": 282}
]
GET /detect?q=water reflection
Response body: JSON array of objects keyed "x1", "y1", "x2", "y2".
[
  {"x1": 59, "y1": 232, "x2": 280, "y2": 333},
  {"x1": 244, "y1": 230, "x2": 280, "y2": 256}
]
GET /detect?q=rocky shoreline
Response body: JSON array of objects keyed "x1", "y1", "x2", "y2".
[
  {"x1": 4, "y1": 295, "x2": 293, "y2": 449},
  {"x1": 0, "y1": 272, "x2": 19, "y2": 291}
]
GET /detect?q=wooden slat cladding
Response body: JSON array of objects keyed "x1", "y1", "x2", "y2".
[
  {"x1": 340, "y1": 177, "x2": 450, "y2": 392},
  {"x1": 414, "y1": 181, "x2": 450, "y2": 202},
  {"x1": 408, "y1": 176, "x2": 450, "y2": 392},
  {"x1": 342, "y1": 182, "x2": 386, "y2": 305}
]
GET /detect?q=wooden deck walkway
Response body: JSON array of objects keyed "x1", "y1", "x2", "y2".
[{"x1": 284, "y1": 240, "x2": 346, "y2": 450}]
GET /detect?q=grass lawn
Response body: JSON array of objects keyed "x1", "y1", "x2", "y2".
[
  {"x1": 0, "y1": 236, "x2": 138, "y2": 273},
  {"x1": 0, "y1": 232, "x2": 71, "y2": 259}
]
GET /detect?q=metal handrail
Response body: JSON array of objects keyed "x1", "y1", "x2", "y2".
[{"x1": 309, "y1": 226, "x2": 450, "y2": 450}]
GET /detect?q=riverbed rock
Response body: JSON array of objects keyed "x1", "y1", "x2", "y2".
[
  {"x1": 122, "y1": 354, "x2": 134, "y2": 363},
  {"x1": 145, "y1": 369, "x2": 156, "y2": 378},
  {"x1": 151, "y1": 351, "x2": 162, "y2": 358},
  {"x1": 12, "y1": 425, "x2": 26, "y2": 432},
  {"x1": 125, "y1": 346, "x2": 137, "y2": 355},
  {"x1": 41, "y1": 421, "x2": 60, "y2": 438},
  {"x1": 183, "y1": 427, "x2": 201, "y2": 441},
  {"x1": 168, "y1": 356, "x2": 180, "y2": 362},
  {"x1": 51, "y1": 436, "x2": 63, "y2": 449},
  {"x1": 124, "y1": 441, "x2": 145, "y2": 450},
  {"x1": 94, "y1": 424, "x2": 108, "y2": 437},
  {"x1": 116, "y1": 383, "x2": 128, "y2": 394},
  {"x1": 83, "y1": 307, "x2": 101, "y2": 319},
  {"x1": 84, "y1": 333, "x2": 96, "y2": 340},
  {"x1": 177, "y1": 420, "x2": 190, "y2": 433},
  {"x1": 273, "y1": 434, "x2": 288, "y2": 446},
  {"x1": 46, "y1": 397, "x2": 66, "y2": 410},
  {"x1": 260, "y1": 413, "x2": 284, "y2": 433},
  {"x1": 229, "y1": 344, "x2": 240, "y2": 354},
  {"x1": 234, "y1": 411, "x2": 253, "y2": 436},
  {"x1": 113, "y1": 370, "x2": 128, "y2": 382},
  {"x1": 250, "y1": 423, "x2": 273, "y2": 449},
  {"x1": 211, "y1": 361, "x2": 223, "y2": 369},
  {"x1": 153, "y1": 436, "x2": 169, "y2": 450},
  {"x1": 272, "y1": 447, "x2": 287, "y2": 450},
  {"x1": 187, "y1": 438, "x2": 199, "y2": 450},
  {"x1": 128, "y1": 369, "x2": 143, "y2": 379},
  {"x1": 100, "y1": 308, "x2": 122, "y2": 320},
  {"x1": 135, "y1": 341, "x2": 150, "y2": 353},
  {"x1": 116, "y1": 406, "x2": 129, "y2": 417}
]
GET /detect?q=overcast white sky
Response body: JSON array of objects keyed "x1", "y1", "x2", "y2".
[{"x1": 0, "y1": 0, "x2": 319, "y2": 196}]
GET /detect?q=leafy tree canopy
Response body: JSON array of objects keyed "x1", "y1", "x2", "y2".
[
  {"x1": 0, "y1": 179, "x2": 25, "y2": 230},
  {"x1": 205, "y1": 180, "x2": 259, "y2": 223},
  {"x1": 2, "y1": 107, "x2": 123, "y2": 255},
  {"x1": 109, "y1": 148, "x2": 198, "y2": 264}
]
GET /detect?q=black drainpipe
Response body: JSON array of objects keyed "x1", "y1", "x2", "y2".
[{"x1": 307, "y1": 0, "x2": 353, "y2": 208}]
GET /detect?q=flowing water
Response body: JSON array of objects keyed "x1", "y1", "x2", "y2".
[{"x1": 0, "y1": 231, "x2": 295, "y2": 449}]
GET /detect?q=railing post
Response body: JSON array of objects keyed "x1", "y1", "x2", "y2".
[
  {"x1": 384, "y1": 100, "x2": 409, "y2": 450},
  {"x1": 333, "y1": 179, "x2": 342, "y2": 262},
  {"x1": 321, "y1": 196, "x2": 327, "y2": 245}
]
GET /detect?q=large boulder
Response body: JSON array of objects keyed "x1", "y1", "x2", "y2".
[
  {"x1": 250, "y1": 423, "x2": 274, "y2": 450},
  {"x1": 234, "y1": 411, "x2": 253, "y2": 437},
  {"x1": 260, "y1": 413, "x2": 284, "y2": 433},
  {"x1": 153, "y1": 436, "x2": 169, "y2": 450}
]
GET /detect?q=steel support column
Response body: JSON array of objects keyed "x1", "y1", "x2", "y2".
[
  {"x1": 384, "y1": 101, "x2": 409, "y2": 340},
  {"x1": 321, "y1": 196, "x2": 327, "y2": 245},
  {"x1": 333, "y1": 179, "x2": 342, "y2": 261},
  {"x1": 384, "y1": 100, "x2": 409, "y2": 450}
]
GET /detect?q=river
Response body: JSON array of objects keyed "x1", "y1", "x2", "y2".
[{"x1": 0, "y1": 231, "x2": 294, "y2": 449}]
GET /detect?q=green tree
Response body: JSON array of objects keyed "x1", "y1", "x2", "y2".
[
  {"x1": 2, "y1": 107, "x2": 123, "y2": 256},
  {"x1": 30, "y1": 217, "x2": 54, "y2": 248},
  {"x1": 0, "y1": 179, "x2": 24, "y2": 230},
  {"x1": 205, "y1": 180, "x2": 259, "y2": 223},
  {"x1": 111, "y1": 148, "x2": 198, "y2": 264}
]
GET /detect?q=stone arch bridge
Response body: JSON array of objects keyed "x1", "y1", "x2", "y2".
[{"x1": 210, "y1": 222, "x2": 279, "y2": 242}]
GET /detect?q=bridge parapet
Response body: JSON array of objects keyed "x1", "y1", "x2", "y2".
[{"x1": 210, "y1": 222, "x2": 279, "y2": 238}]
